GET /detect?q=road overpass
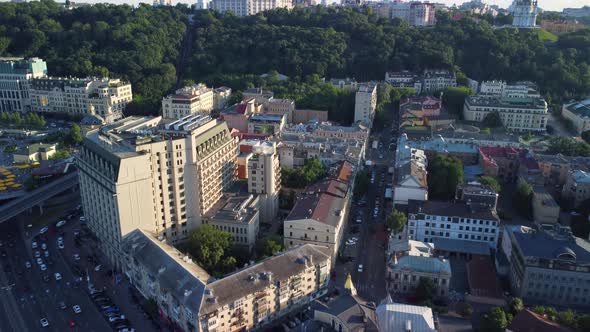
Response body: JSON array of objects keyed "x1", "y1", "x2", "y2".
[{"x1": 0, "y1": 172, "x2": 79, "y2": 224}]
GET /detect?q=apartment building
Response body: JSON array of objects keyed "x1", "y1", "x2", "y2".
[
  {"x1": 248, "y1": 142, "x2": 281, "y2": 223},
  {"x1": 0, "y1": 57, "x2": 47, "y2": 113},
  {"x1": 211, "y1": 0, "x2": 293, "y2": 16},
  {"x1": 390, "y1": 1, "x2": 437, "y2": 26},
  {"x1": 562, "y1": 97, "x2": 590, "y2": 135},
  {"x1": 421, "y1": 69, "x2": 457, "y2": 93},
  {"x1": 406, "y1": 199, "x2": 501, "y2": 250},
  {"x1": 511, "y1": 0, "x2": 538, "y2": 28},
  {"x1": 214, "y1": 86, "x2": 232, "y2": 110},
  {"x1": 77, "y1": 114, "x2": 237, "y2": 266},
  {"x1": 354, "y1": 83, "x2": 377, "y2": 127},
  {"x1": 562, "y1": 169, "x2": 590, "y2": 208},
  {"x1": 264, "y1": 98, "x2": 295, "y2": 123},
  {"x1": 393, "y1": 160, "x2": 428, "y2": 205},
  {"x1": 384, "y1": 71, "x2": 422, "y2": 91},
  {"x1": 161, "y1": 84, "x2": 215, "y2": 120},
  {"x1": 202, "y1": 193, "x2": 260, "y2": 251},
  {"x1": 121, "y1": 229, "x2": 332, "y2": 332},
  {"x1": 463, "y1": 83, "x2": 548, "y2": 132},
  {"x1": 456, "y1": 182, "x2": 499, "y2": 209},
  {"x1": 30, "y1": 77, "x2": 132, "y2": 123},
  {"x1": 503, "y1": 224, "x2": 590, "y2": 307},
  {"x1": 284, "y1": 161, "x2": 354, "y2": 260},
  {"x1": 387, "y1": 235, "x2": 452, "y2": 297}
]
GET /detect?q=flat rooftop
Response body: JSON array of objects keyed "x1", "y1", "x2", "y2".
[
  {"x1": 203, "y1": 192, "x2": 259, "y2": 225},
  {"x1": 511, "y1": 225, "x2": 590, "y2": 263},
  {"x1": 466, "y1": 95, "x2": 547, "y2": 110},
  {"x1": 408, "y1": 200, "x2": 499, "y2": 222}
]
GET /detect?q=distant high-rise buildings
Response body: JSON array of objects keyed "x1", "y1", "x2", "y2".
[
  {"x1": 511, "y1": 0, "x2": 538, "y2": 28},
  {"x1": 0, "y1": 57, "x2": 47, "y2": 113}
]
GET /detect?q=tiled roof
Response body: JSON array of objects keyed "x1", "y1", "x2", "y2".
[{"x1": 376, "y1": 302, "x2": 436, "y2": 332}]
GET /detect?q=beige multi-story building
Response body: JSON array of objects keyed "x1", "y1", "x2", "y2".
[
  {"x1": 284, "y1": 161, "x2": 354, "y2": 261},
  {"x1": 211, "y1": 0, "x2": 293, "y2": 16},
  {"x1": 248, "y1": 141, "x2": 281, "y2": 223},
  {"x1": 561, "y1": 97, "x2": 590, "y2": 135},
  {"x1": 562, "y1": 169, "x2": 590, "y2": 208},
  {"x1": 214, "y1": 86, "x2": 232, "y2": 110},
  {"x1": 264, "y1": 98, "x2": 295, "y2": 123},
  {"x1": 121, "y1": 228, "x2": 331, "y2": 332},
  {"x1": 77, "y1": 114, "x2": 237, "y2": 266},
  {"x1": 30, "y1": 77, "x2": 132, "y2": 123},
  {"x1": 161, "y1": 84, "x2": 215, "y2": 120},
  {"x1": 0, "y1": 57, "x2": 47, "y2": 113},
  {"x1": 354, "y1": 84, "x2": 377, "y2": 127}
]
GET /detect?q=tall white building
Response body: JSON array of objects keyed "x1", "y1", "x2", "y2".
[
  {"x1": 390, "y1": 1, "x2": 436, "y2": 27},
  {"x1": 161, "y1": 84, "x2": 214, "y2": 120},
  {"x1": 30, "y1": 77, "x2": 132, "y2": 123},
  {"x1": 77, "y1": 114, "x2": 237, "y2": 266},
  {"x1": 0, "y1": 57, "x2": 47, "y2": 113},
  {"x1": 511, "y1": 0, "x2": 538, "y2": 28},
  {"x1": 247, "y1": 141, "x2": 281, "y2": 223},
  {"x1": 211, "y1": 0, "x2": 293, "y2": 16},
  {"x1": 354, "y1": 84, "x2": 377, "y2": 127}
]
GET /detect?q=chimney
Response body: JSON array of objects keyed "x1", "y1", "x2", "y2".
[{"x1": 405, "y1": 320, "x2": 412, "y2": 332}]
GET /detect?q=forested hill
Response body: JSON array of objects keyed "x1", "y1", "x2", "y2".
[{"x1": 1, "y1": 1, "x2": 590, "y2": 115}]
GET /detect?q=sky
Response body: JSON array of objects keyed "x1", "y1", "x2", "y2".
[{"x1": 69, "y1": 0, "x2": 589, "y2": 12}]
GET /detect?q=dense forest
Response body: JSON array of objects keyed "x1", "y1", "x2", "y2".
[{"x1": 1, "y1": 1, "x2": 590, "y2": 116}]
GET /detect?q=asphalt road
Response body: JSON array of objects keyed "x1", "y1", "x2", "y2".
[{"x1": 0, "y1": 216, "x2": 112, "y2": 332}]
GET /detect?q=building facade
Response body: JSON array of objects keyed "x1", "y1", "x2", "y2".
[
  {"x1": 0, "y1": 57, "x2": 47, "y2": 113},
  {"x1": 503, "y1": 224, "x2": 590, "y2": 307},
  {"x1": 211, "y1": 0, "x2": 293, "y2": 17},
  {"x1": 161, "y1": 84, "x2": 215, "y2": 120},
  {"x1": 77, "y1": 115, "x2": 237, "y2": 266},
  {"x1": 354, "y1": 84, "x2": 377, "y2": 127},
  {"x1": 247, "y1": 141, "x2": 281, "y2": 223},
  {"x1": 406, "y1": 200, "x2": 501, "y2": 249},
  {"x1": 561, "y1": 98, "x2": 590, "y2": 135},
  {"x1": 390, "y1": 1, "x2": 437, "y2": 26},
  {"x1": 511, "y1": 0, "x2": 538, "y2": 28},
  {"x1": 562, "y1": 169, "x2": 590, "y2": 208},
  {"x1": 421, "y1": 69, "x2": 456, "y2": 94},
  {"x1": 30, "y1": 77, "x2": 132, "y2": 123}
]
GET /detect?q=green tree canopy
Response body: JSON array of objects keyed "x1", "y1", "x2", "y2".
[
  {"x1": 186, "y1": 225, "x2": 233, "y2": 271},
  {"x1": 482, "y1": 111, "x2": 503, "y2": 128},
  {"x1": 69, "y1": 123, "x2": 83, "y2": 145},
  {"x1": 508, "y1": 297, "x2": 524, "y2": 315},
  {"x1": 513, "y1": 182, "x2": 533, "y2": 220},
  {"x1": 255, "y1": 235, "x2": 285, "y2": 258},
  {"x1": 428, "y1": 155, "x2": 464, "y2": 200},
  {"x1": 481, "y1": 307, "x2": 508, "y2": 332},
  {"x1": 415, "y1": 277, "x2": 435, "y2": 303},
  {"x1": 479, "y1": 176, "x2": 501, "y2": 193},
  {"x1": 442, "y1": 86, "x2": 474, "y2": 116},
  {"x1": 386, "y1": 209, "x2": 407, "y2": 234}
]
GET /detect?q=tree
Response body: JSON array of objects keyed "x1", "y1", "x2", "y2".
[
  {"x1": 508, "y1": 297, "x2": 524, "y2": 315},
  {"x1": 458, "y1": 302, "x2": 473, "y2": 317},
  {"x1": 557, "y1": 309, "x2": 576, "y2": 328},
  {"x1": 482, "y1": 111, "x2": 503, "y2": 128},
  {"x1": 481, "y1": 307, "x2": 508, "y2": 332},
  {"x1": 427, "y1": 155, "x2": 464, "y2": 200},
  {"x1": 442, "y1": 86, "x2": 474, "y2": 116},
  {"x1": 415, "y1": 277, "x2": 435, "y2": 303},
  {"x1": 353, "y1": 169, "x2": 369, "y2": 198},
  {"x1": 547, "y1": 137, "x2": 590, "y2": 157},
  {"x1": 479, "y1": 176, "x2": 501, "y2": 193},
  {"x1": 255, "y1": 235, "x2": 285, "y2": 258},
  {"x1": 513, "y1": 182, "x2": 533, "y2": 219},
  {"x1": 69, "y1": 124, "x2": 83, "y2": 145},
  {"x1": 386, "y1": 209, "x2": 407, "y2": 234},
  {"x1": 582, "y1": 130, "x2": 590, "y2": 144},
  {"x1": 186, "y1": 225, "x2": 233, "y2": 271}
]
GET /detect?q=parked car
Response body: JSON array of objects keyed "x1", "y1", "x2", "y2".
[
  {"x1": 39, "y1": 227, "x2": 49, "y2": 234},
  {"x1": 40, "y1": 318, "x2": 49, "y2": 327},
  {"x1": 56, "y1": 220, "x2": 66, "y2": 228},
  {"x1": 357, "y1": 264, "x2": 363, "y2": 272},
  {"x1": 73, "y1": 305, "x2": 82, "y2": 314}
]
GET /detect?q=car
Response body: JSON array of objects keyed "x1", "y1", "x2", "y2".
[
  {"x1": 73, "y1": 254, "x2": 80, "y2": 261},
  {"x1": 118, "y1": 328, "x2": 135, "y2": 332},
  {"x1": 95, "y1": 264, "x2": 102, "y2": 272},
  {"x1": 40, "y1": 264, "x2": 47, "y2": 271},
  {"x1": 59, "y1": 301, "x2": 67, "y2": 310},
  {"x1": 32, "y1": 241, "x2": 38, "y2": 249},
  {"x1": 109, "y1": 315, "x2": 125, "y2": 322},
  {"x1": 73, "y1": 305, "x2": 81, "y2": 314},
  {"x1": 58, "y1": 242, "x2": 64, "y2": 249},
  {"x1": 113, "y1": 324, "x2": 130, "y2": 330},
  {"x1": 356, "y1": 218, "x2": 362, "y2": 223},
  {"x1": 57, "y1": 236, "x2": 64, "y2": 243},
  {"x1": 351, "y1": 237, "x2": 358, "y2": 241},
  {"x1": 357, "y1": 264, "x2": 363, "y2": 272},
  {"x1": 79, "y1": 216, "x2": 86, "y2": 224},
  {"x1": 44, "y1": 251, "x2": 50, "y2": 258},
  {"x1": 25, "y1": 261, "x2": 31, "y2": 269},
  {"x1": 105, "y1": 310, "x2": 121, "y2": 317},
  {"x1": 73, "y1": 229, "x2": 80, "y2": 236},
  {"x1": 56, "y1": 220, "x2": 66, "y2": 228},
  {"x1": 54, "y1": 273, "x2": 62, "y2": 281},
  {"x1": 36, "y1": 258, "x2": 43, "y2": 265},
  {"x1": 39, "y1": 227, "x2": 49, "y2": 234},
  {"x1": 34, "y1": 251, "x2": 41, "y2": 258},
  {"x1": 40, "y1": 318, "x2": 49, "y2": 327},
  {"x1": 69, "y1": 320, "x2": 76, "y2": 328},
  {"x1": 41, "y1": 243, "x2": 47, "y2": 250}
]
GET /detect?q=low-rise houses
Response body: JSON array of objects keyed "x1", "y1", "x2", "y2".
[
  {"x1": 562, "y1": 169, "x2": 590, "y2": 207},
  {"x1": 248, "y1": 113, "x2": 286, "y2": 135},
  {"x1": 284, "y1": 161, "x2": 354, "y2": 261},
  {"x1": 502, "y1": 224, "x2": 590, "y2": 307},
  {"x1": 532, "y1": 187, "x2": 560, "y2": 224},
  {"x1": 30, "y1": 77, "x2": 132, "y2": 123},
  {"x1": 463, "y1": 81, "x2": 548, "y2": 132},
  {"x1": 479, "y1": 146, "x2": 522, "y2": 183},
  {"x1": 406, "y1": 199, "x2": 500, "y2": 250},
  {"x1": 400, "y1": 96, "x2": 454, "y2": 129},
  {"x1": 122, "y1": 229, "x2": 332, "y2": 332},
  {"x1": 387, "y1": 236, "x2": 452, "y2": 298},
  {"x1": 385, "y1": 69, "x2": 456, "y2": 94},
  {"x1": 561, "y1": 97, "x2": 590, "y2": 135},
  {"x1": 354, "y1": 83, "x2": 377, "y2": 127},
  {"x1": 384, "y1": 70, "x2": 422, "y2": 90},
  {"x1": 13, "y1": 143, "x2": 57, "y2": 163}
]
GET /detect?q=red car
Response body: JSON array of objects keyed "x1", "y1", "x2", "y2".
[{"x1": 69, "y1": 320, "x2": 76, "y2": 328}]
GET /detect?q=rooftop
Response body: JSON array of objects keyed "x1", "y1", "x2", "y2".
[
  {"x1": 312, "y1": 293, "x2": 379, "y2": 332},
  {"x1": 395, "y1": 160, "x2": 427, "y2": 188},
  {"x1": 433, "y1": 237, "x2": 491, "y2": 256},
  {"x1": 565, "y1": 97, "x2": 590, "y2": 118},
  {"x1": 200, "y1": 244, "x2": 331, "y2": 315},
  {"x1": 457, "y1": 182, "x2": 498, "y2": 197},
  {"x1": 121, "y1": 229, "x2": 212, "y2": 315},
  {"x1": 407, "y1": 200, "x2": 499, "y2": 222},
  {"x1": 203, "y1": 192, "x2": 259, "y2": 225},
  {"x1": 375, "y1": 299, "x2": 436, "y2": 332},
  {"x1": 466, "y1": 256, "x2": 503, "y2": 299},
  {"x1": 407, "y1": 135, "x2": 478, "y2": 155},
  {"x1": 511, "y1": 224, "x2": 590, "y2": 264},
  {"x1": 571, "y1": 169, "x2": 590, "y2": 184},
  {"x1": 249, "y1": 113, "x2": 284, "y2": 122},
  {"x1": 466, "y1": 94, "x2": 547, "y2": 110},
  {"x1": 390, "y1": 255, "x2": 451, "y2": 275}
]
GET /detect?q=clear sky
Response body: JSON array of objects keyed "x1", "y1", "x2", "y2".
[{"x1": 39, "y1": 0, "x2": 590, "y2": 12}]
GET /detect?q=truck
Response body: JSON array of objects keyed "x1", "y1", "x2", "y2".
[{"x1": 372, "y1": 140, "x2": 379, "y2": 149}]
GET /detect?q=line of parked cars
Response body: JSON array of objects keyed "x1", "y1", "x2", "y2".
[{"x1": 89, "y1": 288, "x2": 134, "y2": 332}]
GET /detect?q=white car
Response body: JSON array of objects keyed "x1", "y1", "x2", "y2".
[
  {"x1": 56, "y1": 220, "x2": 66, "y2": 228},
  {"x1": 41, "y1": 243, "x2": 47, "y2": 250},
  {"x1": 32, "y1": 241, "x2": 38, "y2": 249},
  {"x1": 39, "y1": 226, "x2": 49, "y2": 234},
  {"x1": 58, "y1": 242, "x2": 64, "y2": 249},
  {"x1": 54, "y1": 273, "x2": 62, "y2": 281},
  {"x1": 72, "y1": 305, "x2": 81, "y2": 314},
  {"x1": 40, "y1": 264, "x2": 47, "y2": 271},
  {"x1": 40, "y1": 318, "x2": 49, "y2": 327},
  {"x1": 94, "y1": 265, "x2": 102, "y2": 272},
  {"x1": 57, "y1": 236, "x2": 64, "y2": 243},
  {"x1": 357, "y1": 264, "x2": 363, "y2": 272},
  {"x1": 73, "y1": 254, "x2": 80, "y2": 261},
  {"x1": 34, "y1": 251, "x2": 41, "y2": 258},
  {"x1": 44, "y1": 251, "x2": 50, "y2": 258},
  {"x1": 36, "y1": 258, "x2": 43, "y2": 265},
  {"x1": 25, "y1": 261, "x2": 31, "y2": 269}
]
